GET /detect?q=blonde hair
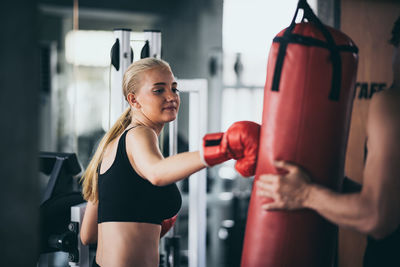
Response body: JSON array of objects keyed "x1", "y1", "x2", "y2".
[{"x1": 81, "y1": 58, "x2": 172, "y2": 202}]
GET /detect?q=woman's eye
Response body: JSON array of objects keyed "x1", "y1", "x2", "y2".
[
  {"x1": 153, "y1": 88, "x2": 164, "y2": 93},
  {"x1": 172, "y1": 88, "x2": 180, "y2": 94}
]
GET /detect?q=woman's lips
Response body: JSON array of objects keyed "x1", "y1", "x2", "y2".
[{"x1": 163, "y1": 106, "x2": 177, "y2": 111}]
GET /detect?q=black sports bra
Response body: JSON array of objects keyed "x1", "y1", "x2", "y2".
[{"x1": 97, "y1": 127, "x2": 182, "y2": 224}]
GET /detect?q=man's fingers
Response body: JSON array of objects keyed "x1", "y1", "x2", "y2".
[
  {"x1": 256, "y1": 181, "x2": 274, "y2": 197},
  {"x1": 259, "y1": 174, "x2": 279, "y2": 183},
  {"x1": 261, "y1": 202, "x2": 284, "y2": 210}
]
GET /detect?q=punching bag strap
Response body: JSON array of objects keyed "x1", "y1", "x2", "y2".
[
  {"x1": 270, "y1": 4, "x2": 299, "y2": 93},
  {"x1": 271, "y1": 0, "x2": 343, "y2": 101},
  {"x1": 300, "y1": 0, "x2": 342, "y2": 101}
]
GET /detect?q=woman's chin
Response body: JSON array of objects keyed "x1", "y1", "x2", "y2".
[
  {"x1": 167, "y1": 116, "x2": 177, "y2": 122},
  {"x1": 162, "y1": 114, "x2": 177, "y2": 123}
]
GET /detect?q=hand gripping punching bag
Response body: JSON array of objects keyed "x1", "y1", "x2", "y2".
[{"x1": 241, "y1": 1, "x2": 358, "y2": 266}]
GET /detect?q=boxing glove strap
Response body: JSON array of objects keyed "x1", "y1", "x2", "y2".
[
  {"x1": 201, "y1": 132, "x2": 232, "y2": 167},
  {"x1": 199, "y1": 139, "x2": 210, "y2": 167},
  {"x1": 204, "y1": 139, "x2": 222, "y2": 147}
]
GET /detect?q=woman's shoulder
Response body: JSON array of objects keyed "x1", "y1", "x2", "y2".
[
  {"x1": 126, "y1": 125, "x2": 158, "y2": 143},
  {"x1": 127, "y1": 125, "x2": 156, "y2": 135},
  {"x1": 125, "y1": 125, "x2": 161, "y2": 160}
]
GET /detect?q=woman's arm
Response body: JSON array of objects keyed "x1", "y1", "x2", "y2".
[
  {"x1": 80, "y1": 201, "x2": 98, "y2": 245},
  {"x1": 127, "y1": 121, "x2": 260, "y2": 186},
  {"x1": 126, "y1": 126, "x2": 205, "y2": 186}
]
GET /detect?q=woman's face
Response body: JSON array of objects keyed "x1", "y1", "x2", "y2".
[{"x1": 134, "y1": 67, "x2": 180, "y2": 124}]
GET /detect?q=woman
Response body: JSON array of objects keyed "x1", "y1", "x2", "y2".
[{"x1": 80, "y1": 58, "x2": 259, "y2": 267}]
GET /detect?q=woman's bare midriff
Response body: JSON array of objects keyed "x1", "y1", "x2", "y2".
[{"x1": 96, "y1": 222, "x2": 161, "y2": 267}]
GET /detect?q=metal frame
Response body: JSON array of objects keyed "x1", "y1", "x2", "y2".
[
  {"x1": 109, "y1": 29, "x2": 162, "y2": 128},
  {"x1": 144, "y1": 30, "x2": 162, "y2": 59},
  {"x1": 69, "y1": 203, "x2": 89, "y2": 267},
  {"x1": 110, "y1": 29, "x2": 132, "y2": 126},
  {"x1": 170, "y1": 79, "x2": 208, "y2": 267}
]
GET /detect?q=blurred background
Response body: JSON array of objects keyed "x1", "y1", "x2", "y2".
[{"x1": 1, "y1": 0, "x2": 399, "y2": 266}]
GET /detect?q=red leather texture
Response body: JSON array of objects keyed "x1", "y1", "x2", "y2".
[
  {"x1": 160, "y1": 214, "x2": 177, "y2": 238},
  {"x1": 241, "y1": 22, "x2": 358, "y2": 267},
  {"x1": 203, "y1": 121, "x2": 260, "y2": 177}
]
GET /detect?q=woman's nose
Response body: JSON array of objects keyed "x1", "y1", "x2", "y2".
[{"x1": 165, "y1": 89, "x2": 178, "y2": 101}]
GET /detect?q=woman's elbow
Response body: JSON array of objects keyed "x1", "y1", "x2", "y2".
[
  {"x1": 80, "y1": 233, "x2": 91, "y2": 246},
  {"x1": 147, "y1": 175, "x2": 165, "y2": 186},
  {"x1": 80, "y1": 231, "x2": 96, "y2": 245},
  {"x1": 145, "y1": 170, "x2": 166, "y2": 186}
]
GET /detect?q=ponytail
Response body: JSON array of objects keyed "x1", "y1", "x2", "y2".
[
  {"x1": 81, "y1": 108, "x2": 131, "y2": 202},
  {"x1": 82, "y1": 58, "x2": 171, "y2": 202}
]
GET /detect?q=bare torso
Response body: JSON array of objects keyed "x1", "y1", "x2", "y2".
[{"x1": 96, "y1": 222, "x2": 160, "y2": 267}]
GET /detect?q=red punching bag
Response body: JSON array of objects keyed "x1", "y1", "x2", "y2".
[{"x1": 241, "y1": 1, "x2": 358, "y2": 266}]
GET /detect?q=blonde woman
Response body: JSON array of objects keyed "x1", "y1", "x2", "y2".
[{"x1": 80, "y1": 58, "x2": 260, "y2": 267}]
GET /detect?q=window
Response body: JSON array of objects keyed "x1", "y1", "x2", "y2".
[{"x1": 222, "y1": 0, "x2": 317, "y2": 129}]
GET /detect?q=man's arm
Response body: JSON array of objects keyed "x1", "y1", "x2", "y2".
[
  {"x1": 258, "y1": 91, "x2": 400, "y2": 239},
  {"x1": 342, "y1": 177, "x2": 362, "y2": 193},
  {"x1": 356, "y1": 91, "x2": 400, "y2": 238},
  {"x1": 258, "y1": 162, "x2": 374, "y2": 234}
]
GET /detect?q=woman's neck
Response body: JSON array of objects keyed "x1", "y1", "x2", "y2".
[{"x1": 129, "y1": 110, "x2": 164, "y2": 135}]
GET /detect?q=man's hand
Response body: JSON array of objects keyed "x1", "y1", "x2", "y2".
[{"x1": 257, "y1": 160, "x2": 312, "y2": 210}]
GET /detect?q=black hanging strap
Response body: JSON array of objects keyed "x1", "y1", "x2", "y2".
[
  {"x1": 270, "y1": 0, "x2": 357, "y2": 101},
  {"x1": 273, "y1": 35, "x2": 358, "y2": 53},
  {"x1": 271, "y1": 3, "x2": 299, "y2": 93}
]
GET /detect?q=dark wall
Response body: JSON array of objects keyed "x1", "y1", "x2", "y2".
[
  {"x1": 160, "y1": 0, "x2": 223, "y2": 79},
  {"x1": 0, "y1": 1, "x2": 40, "y2": 266},
  {"x1": 39, "y1": 0, "x2": 184, "y2": 15},
  {"x1": 340, "y1": 1, "x2": 400, "y2": 266},
  {"x1": 38, "y1": 0, "x2": 223, "y2": 79},
  {"x1": 318, "y1": 0, "x2": 341, "y2": 28}
]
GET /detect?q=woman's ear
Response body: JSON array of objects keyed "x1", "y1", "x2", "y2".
[{"x1": 127, "y1": 93, "x2": 140, "y2": 108}]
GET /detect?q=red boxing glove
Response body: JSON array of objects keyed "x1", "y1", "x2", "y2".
[
  {"x1": 201, "y1": 121, "x2": 260, "y2": 177},
  {"x1": 160, "y1": 215, "x2": 177, "y2": 238}
]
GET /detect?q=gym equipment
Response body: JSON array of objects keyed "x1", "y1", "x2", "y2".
[
  {"x1": 38, "y1": 152, "x2": 87, "y2": 266},
  {"x1": 167, "y1": 79, "x2": 208, "y2": 267},
  {"x1": 109, "y1": 29, "x2": 162, "y2": 126}
]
